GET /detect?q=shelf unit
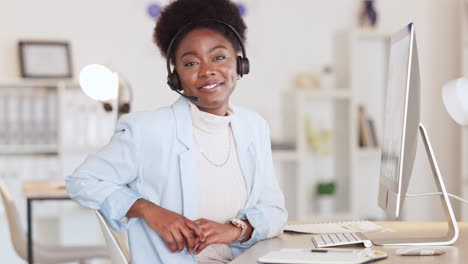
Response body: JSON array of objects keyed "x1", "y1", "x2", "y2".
[
  {"x1": 0, "y1": 144, "x2": 59, "y2": 155},
  {"x1": 0, "y1": 80, "x2": 116, "y2": 220},
  {"x1": 272, "y1": 150, "x2": 297, "y2": 163},
  {"x1": 274, "y1": 29, "x2": 390, "y2": 221},
  {"x1": 0, "y1": 80, "x2": 116, "y2": 251},
  {"x1": 335, "y1": 29, "x2": 390, "y2": 221},
  {"x1": 294, "y1": 89, "x2": 356, "y2": 221}
]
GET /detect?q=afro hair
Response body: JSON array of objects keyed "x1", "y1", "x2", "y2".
[{"x1": 153, "y1": 0, "x2": 247, "y2": 62}]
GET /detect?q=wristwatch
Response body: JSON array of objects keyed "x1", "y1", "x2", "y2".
[{"x1": 229, "y1": 218, "x2": 248, "y2": 242}]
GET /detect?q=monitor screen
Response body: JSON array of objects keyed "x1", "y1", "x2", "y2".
[
  {"x1": 380, "y1": 33, "x2": 410, "y2": 186},
  {"x1": 378, "y1": 23, "x2": 420, "y2": 219}
]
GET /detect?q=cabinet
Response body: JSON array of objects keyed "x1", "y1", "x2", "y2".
[
  {"x1": 275, "y1": 30, "x2": 390, "y2": 221},
  {"x1": 0, "y1": 80, "x2": 115, "y2": 242}
]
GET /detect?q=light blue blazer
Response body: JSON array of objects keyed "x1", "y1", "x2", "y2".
[{"x1": 66, "y1": 97, "x2": 287, "y2": 263}]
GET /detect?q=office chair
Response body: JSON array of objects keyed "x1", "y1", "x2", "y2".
[
  {"x1": 0, "y1": 180, "x2": 108, "y2": 264},
  {"x1": 95, "y1": 210, "x2": 131, "y2": 264}
]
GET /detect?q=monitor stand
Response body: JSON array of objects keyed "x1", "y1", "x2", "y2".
[{"x1": 372, "y1": 123, "x2": 459, "y2": 246}]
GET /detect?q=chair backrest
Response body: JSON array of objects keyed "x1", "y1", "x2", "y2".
[
  {"x1": 95, "y1": 210, "x2": 131, "y2": 264},
  {"x1": 0, "y1": 180, "x2": 28, "y2": 260}
]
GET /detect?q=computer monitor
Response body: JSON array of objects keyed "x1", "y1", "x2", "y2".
[
  {"x1": 378, "y1": 23, "x2": 420, "y2": 220},
  {"x1": 374, "y1": 23, "x2": 459, "y2": 246}
]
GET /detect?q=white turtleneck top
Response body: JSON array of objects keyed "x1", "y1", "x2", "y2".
[{"x1": 189, "y1": 101, "x2": 248, "y2": 263}]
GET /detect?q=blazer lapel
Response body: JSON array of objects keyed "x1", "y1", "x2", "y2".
[
  {"x1": 231, "y1": 113, "x2": 256, "y2": 201},
  {"x1": 178, "y1": 151, "x2": 197, "y2": 219},
  {"x1": 171, "y1": 97, "x2": 198, "y2": 220}
]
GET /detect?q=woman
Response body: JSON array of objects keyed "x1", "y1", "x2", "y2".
[{"x1": 66, "y1": 0, "x2": 287, "y2": 263}]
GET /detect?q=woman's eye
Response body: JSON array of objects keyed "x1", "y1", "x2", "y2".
[
  {"x1": 184, "y1": 61, "x2": 197, "y2": 67},
  {"x1": 215, "y1": 55, "x2": 226, "y2": 61}
]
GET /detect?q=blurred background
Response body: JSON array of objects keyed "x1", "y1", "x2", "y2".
[{"x1": 0, "y1": 0, "x2": 466, "y2": 263}]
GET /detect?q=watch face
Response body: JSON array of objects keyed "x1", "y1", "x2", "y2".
[
  {"x1": 231, "y1": 218, "x2": 247, "y2": 228},
  {"x1": 231, "y1": 219, "x2": 240, "y2": 226},
  {"x1": 238, "y1": 220, "x2": 247, "y2": 228},
  {"x1": 231, "y1": 218, "x2": 247, "y2": 242}
]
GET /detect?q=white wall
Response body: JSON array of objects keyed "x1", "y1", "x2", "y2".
[
  {"x1": 0, "y1": 0, "x2": 462, "y2": 246},
  {"x1": 0, "y1": 0, "x2": 365, "y2": 142}
]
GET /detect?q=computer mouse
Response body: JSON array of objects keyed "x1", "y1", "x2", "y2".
[{"x1": 395, "y1": 246, "x2": 446, "y2": 256}]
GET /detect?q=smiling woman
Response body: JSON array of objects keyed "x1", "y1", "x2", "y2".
[
  {"x1": 162, "y1": 16, "x2": 250, "y2": 115},
  {"x1": 175, "y1": 28, "x2": 239, "y2": 115},
  {"x1": 65, "y1": 0, "x2": 287, "y2": 263}
]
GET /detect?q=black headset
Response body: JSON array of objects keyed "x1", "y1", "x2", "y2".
[{"x1": 166, "y1": 19, "x2": 250, "y2": 100}]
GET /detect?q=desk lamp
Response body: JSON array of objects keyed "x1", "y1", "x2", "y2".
[
  {"x1": 79, "y1": 64, "x2": 133, "y2": 119},
  {"x1": 443, "y1": 77, "x2": 468, "y2": 126}
]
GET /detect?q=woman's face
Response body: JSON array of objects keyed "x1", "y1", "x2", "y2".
[{"x1": 174, "y1": 28, "x2": 238, "y2": 116}]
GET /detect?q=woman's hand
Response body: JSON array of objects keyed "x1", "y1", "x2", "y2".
[
  {"x1": 127, "y1": 199, "x2": 205, "y2": 253},
  {"x1": 192, "y1": 218, "x2": 241, "y2": 254}
]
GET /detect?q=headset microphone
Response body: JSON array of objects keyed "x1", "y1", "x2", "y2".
[{"x1": 174, "y1": 89, "x2": 199, "y2": 102}]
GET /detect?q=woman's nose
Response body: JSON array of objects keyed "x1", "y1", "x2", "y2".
[{"x1": 198, "y1": 62, "x2": 216, "y2": 78}]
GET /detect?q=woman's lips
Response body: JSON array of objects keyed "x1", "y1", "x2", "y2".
[{"x1": 199, "y1": 82, "x2": 222, "y2": 92}]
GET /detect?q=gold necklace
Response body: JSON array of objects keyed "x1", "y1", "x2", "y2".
[{"x1": 193, "y1": 128, "x2": 232, "y2": 167}]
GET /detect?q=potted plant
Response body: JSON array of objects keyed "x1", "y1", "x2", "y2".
[{"x1": 315, "y1": 181, "x2": 336, "y2": 215}]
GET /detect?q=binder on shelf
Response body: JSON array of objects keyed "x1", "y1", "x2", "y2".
[
  {"x1": 20, "y1": 90, "x2": 33, "y2": 144},
  {"x1": 46, "y1": 89, "x2": 58, "y2": 145},
  {"x1": 0, "y1": 81, "x2": 115, "y2": 152},
  {"x1": 367, "y1": 118, "x2": 379, "y2": 147},
  {"x1": 60, "y1": 87, "x2": 115, "y2": 150},
  {"x1": 7, "y1": 89, "x2": 20, "y2": 145},
  {"x1": 0, "y1": 84, "x2": 60, "y2": 148},
  {"x1": 358, "y1": 106, "x2": 378, "y2": 148},
  {"x1": 358, "y1": 106, "x2": 369, "y2": 147},
  {"x1": 32, "y1": 86, "x2": 47, "y2": 144}
]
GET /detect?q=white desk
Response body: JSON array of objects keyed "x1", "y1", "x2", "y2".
[
  {"x1": 23, "y1": 180, "x2": 69, "y2": 264},
  {"x1": 230, "y1": 221, "x2": 468, "y2": 264}
]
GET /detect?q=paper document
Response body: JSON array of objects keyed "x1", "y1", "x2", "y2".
[
  {"x1": 284, "y1": 221, "x2": 393, "y2": 234},
  {"x1": 258, "y1": 248, "x2": 388, "y2": 264}
]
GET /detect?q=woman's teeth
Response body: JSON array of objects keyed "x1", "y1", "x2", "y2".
[{"x1": 202, "y1": 83, "x2": 219, "y2": 89}]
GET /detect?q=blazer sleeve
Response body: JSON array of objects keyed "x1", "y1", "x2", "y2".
[
  {"x1": 65, "y1": 114, "x2": 143, "y2": 231},
  {"x1": 232, "y1": 119, "x2": 288, "y2": 251}
]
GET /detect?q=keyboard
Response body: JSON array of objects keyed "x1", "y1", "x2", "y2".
[{"x1": 312, "y1": 232, "x2": 373, "y2": 248}]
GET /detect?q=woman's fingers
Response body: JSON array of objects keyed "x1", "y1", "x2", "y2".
[
  {"x1": 179, "y1": 226, "x2": 199, "y2": 253},
  {"x1": 185, "y1": 220, "x2": 205, "y2": 241},
  {"x1": 194, "y1": 237, "x2": 213, "y2": 255},
  {"x1": 166, "y1": 218, "x2": 207, "y2": 253},
  {"x1": 191, "y1": 220, "x2": 221, "y2": 254},
  {"x1": 191, "y1": 219, "x2": 242, "y2": 254},
  {"x1": 170, "y1": 228, "x2": 186, "y2": 252},
  {"x1": 144, "y1": 206, "x2": 209, "y2": 253},
  {"x1": 160, "y1": 231, "x2": 178, "y2": 252}
]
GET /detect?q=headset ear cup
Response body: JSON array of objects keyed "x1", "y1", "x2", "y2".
[
  {"x1": 167, "y1": 71, "x2": 182, "y2": 91},
  {"x1": 236, "y1": 56, "x2": 243, "y2": 77},
  {"x1": 242, "y1": 57, "x2": 250, "y2": 75},
  {"x1": 236, "y1": 56, "x2": 250, "y2": 77}
]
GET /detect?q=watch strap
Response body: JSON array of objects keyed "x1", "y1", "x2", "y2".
[{"x1": 230, "y1": 218, "x2": 247, "y2": 242}]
